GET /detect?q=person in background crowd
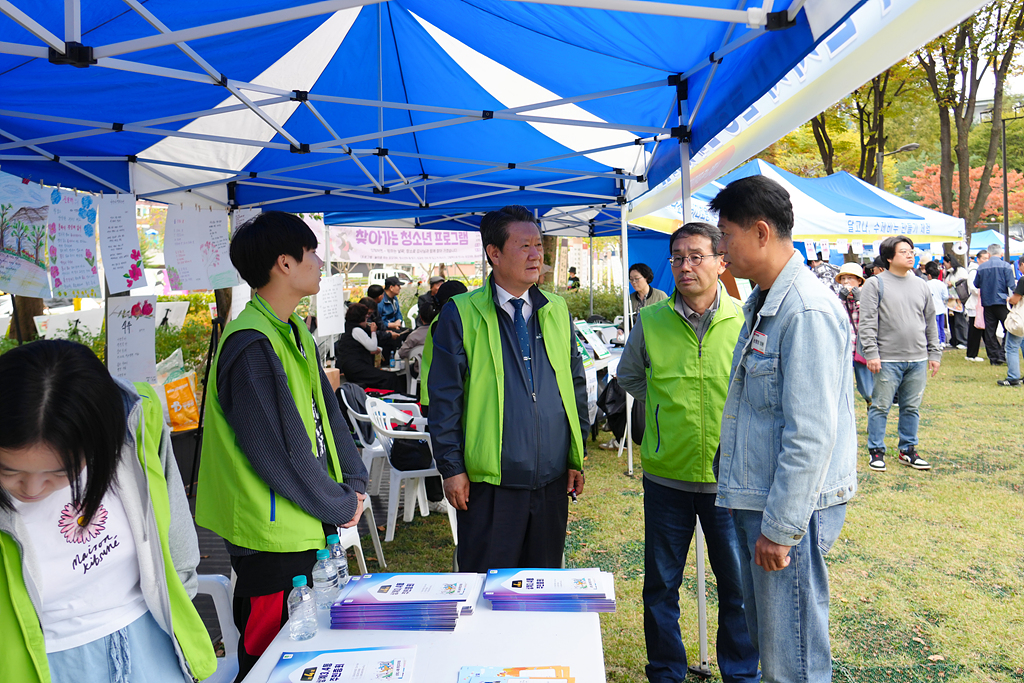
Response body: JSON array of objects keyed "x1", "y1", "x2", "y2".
[
  {"x1": 617, "y1": 221, "x2": 758, "y2": 683},
  {"x1": 965, "y1": 250, "x2": 990, "y2": 361},
  {"x1": 974, "y1": 243, "x2": 1017, "y2": 366},
  {"x1": 0, "y1": 340, "x2": 217, "y2": 683},
  {"x1": 807, "y1": 251, "x2": 842, "y2": 295},
  {"x1": 417, "y1": 276, "x2": 445, "y2": 327},
  {"x1": 399, "y1": 303, "x2": 436, "y2": 376},
  {"x1": 710, "y1": 175, "x2": 855, "y2": 683},
  {"x1": 997, "y1": 272, "x2": 1024, "y2": 387},
  {"x1": 924, "y1": 261, "x2": 949, "y2": 348},
  {"x1": 336, "y1": 303, "x2": 403, "y2": 393},
  {"x1": 834, "y1": 262, "x2": 873, "y2": 407},
  {"x1": 628, "y1": 263, "x2": 669, "y2": 325},
  {"x1": 195, "y1": 211, "x2": 368, "y2": 680},
  {"x1": 419, "y1": 280, "x2": 469, "y2": 409},
  {"x1": 943, "y1": 255, "x2": 968, "y2": 350},
  {"x1": 858, "y1": 235, "x2": 940, "y2": 473},
  {"x1": 429, "y1": 205, "x2": 588, "y2": 573},
  {"x1": 377, "y1": 276, "x2": 408, "y2": 361},
  {"x1": 567, "y1": 266, "x2": 581, "y2": 290}
]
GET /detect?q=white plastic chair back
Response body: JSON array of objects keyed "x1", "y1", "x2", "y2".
[{"x1": 197, "y1": 574, "x2": 239, "y2": 683}]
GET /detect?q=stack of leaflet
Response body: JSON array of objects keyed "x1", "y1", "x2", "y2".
[
  {"x1": 458, "y1": 665, "x2": 574, "y2": 682},
  {"x1": 483, "y1": 568, "x2": 616, "y2": 613},
  {"x1": 329, "y1": 572, "x2": 483, "y2": 631}
]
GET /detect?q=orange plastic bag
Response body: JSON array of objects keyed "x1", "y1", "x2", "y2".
[{"x1": 165, "y1": 373, "x2": 199, "y2": 432}]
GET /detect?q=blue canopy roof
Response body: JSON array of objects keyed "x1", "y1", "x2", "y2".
[{"x1": 0, "y1": 0, "x2": 868, "y2": 218}]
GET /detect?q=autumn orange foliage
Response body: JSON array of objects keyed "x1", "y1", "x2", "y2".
[{"x1": 904, "y1": 164, "x2": 1024, "y2": 221}]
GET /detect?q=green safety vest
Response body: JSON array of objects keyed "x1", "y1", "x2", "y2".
[
  {"x1": 420, "y1": 323, "x2": 435, "y2": 406},
  {"x1": 640, "y1": 291, "x2": 744, "y2": 483},
  {"x1": 196, "y1": 296, "x2": 344, "y2": 553},
  {"x1": 0, "y1": 383, "x2": 217, "y2": 683},
  {"x1": 451, "y1": 278, "x2": 584, "y2": 485}
]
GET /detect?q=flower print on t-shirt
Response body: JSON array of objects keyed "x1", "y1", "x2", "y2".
[{"x1": 57, "y1": 503, "x2": 108, "y2": 544}]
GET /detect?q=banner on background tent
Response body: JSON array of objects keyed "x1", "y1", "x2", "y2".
[
  {"x1": 99, "y1": 194, "x2": 147, "y2": 294},
  {"x1": 165, "y1": 206, "x2": 238, "y2": 291},
  {"x1": 331, "y1": 226, "x2": 482, "y2": 264},
  {"x1": 0, "y1": 172, "x2": 50, "y2": 298},
  {"x1": 48, "y1": 190, "x2": 102, "y2": 298}
]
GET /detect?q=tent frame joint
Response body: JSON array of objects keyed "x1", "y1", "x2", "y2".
[
  {"x1": 290, "y1": 143, "x2": 310, "y2": 154},
  {"x1": 671, "y1": 125, "x2": 692, "y2": 142},
  {"x1": 482, "y1": 110, "x2": 494, "y2": 120},
  {"x1": 373, "y1": 185, "x2": 390, "y2": 195},
  {"x1": 375, "y1": 147, "x2": 388, "y2": 156},
  {"x1": 765, "y1": 10, "x2": 797, "y2": 31},
  {"x1": 292, "y1": 89, "x2": 309, "y2": 101},
  {"x1": 48, "y1": 41, "x2": 95, "y2": 68}
]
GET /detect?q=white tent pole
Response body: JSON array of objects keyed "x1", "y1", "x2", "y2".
[
  {"x1": 64, "y1": 0, "x2": 81, "y2": 43},
  {"x1": 499, "y1": 0, "x2": 766, "y2": 25},
  {"x1": 677, "y1": 82, "x2": 710, "y2": 677},
  {"x1": 0, "y1": 1, "x2": 65, "y2": 52},
  {"x1": 618, "y1": 203, "x2": 633, "y2": 476},
  {"x1": 589, "y1": 232, "x2": 594, "y2": 318}
]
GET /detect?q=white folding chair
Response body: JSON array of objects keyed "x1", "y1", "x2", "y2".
[
  {"x1": 406, "y1": 303, "x2": 419, "y2": 328},
  {"x1": 197, "y1": 574, "x2": 239, "y2": 683},
  {"x1": 365, "y1": 397, "x2": 457, "y2": 545},
  {"x1": 338, "y1": 386, "x2": 387, "y2": 495},
  {"x1": 404, "y1": 346, "x2": 423, "y2": 397}
]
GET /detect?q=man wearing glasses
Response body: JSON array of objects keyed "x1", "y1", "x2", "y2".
[
  {"x1": 618, "y1": 222, "x2": 758, "y2": 683},
  {"x1": 858, "y1": 235, "x2": 940, "y2": 471}
]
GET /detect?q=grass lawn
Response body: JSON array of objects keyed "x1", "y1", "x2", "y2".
[{"x1": 362, "y1": 348, "x2": 1024, "y2": 682}]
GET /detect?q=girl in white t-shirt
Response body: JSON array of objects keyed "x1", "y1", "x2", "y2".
[{"x1": 0, "y1": 340, "x2": 216, "y2": 683}]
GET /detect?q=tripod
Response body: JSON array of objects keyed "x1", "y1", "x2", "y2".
[{"x1": 187, "y1": 312, "x2": 223, "y2": 498}]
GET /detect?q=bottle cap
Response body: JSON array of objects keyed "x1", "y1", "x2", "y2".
[
  {"x1": 316, "y1": 549, "x2": 330, "y2": 560},
  {"x1": 292, "y1": 575, "x2": 306, "y2": 588},
  {"x1": 327, "y1": 534, "x2": 340, "y2": 544}
]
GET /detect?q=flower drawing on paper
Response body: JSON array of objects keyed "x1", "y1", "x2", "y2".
[
  {"x1": 84, "y1": 248, "x2": 96, "y2": 270},
  {"x1": 130, "y1": 249, "x2": 141, "y2": 261},
  {"x1": 54, "y1": 277, "x2": 62, "y2": 287},
  {"x1": 91, "y1": 266, "x2": 97, "y2": 274},
  {"x1": 124, "y1": 250, "x2": 145, "y2": 288},
  {"x1": 167, "y1": 266, "x2": 182, "y2": 290},
  {"x1": 83, "y1": 223, "x2": 94, "y2": 238},
  {"x1": 130, "y1": 300, "x2": 154, "y2": 319},
  {"x1": 58, "y1": 502, "x2": 108, "y2": 544},
  {"x1": 49, "y1": 245, "x2": 57, "y2": 261},
  {"x1": 48, "y1": 223, "x2": 56, "y2": 238},
  {"x1": 199, "y1": 241, "x2": 221, "y2": 271},
  {"x1": 50, "y1": 189, "x2": 61, "y2": 205},
  {"x1": 50, "y1": 265, "x2": 59, "y2": 278}
]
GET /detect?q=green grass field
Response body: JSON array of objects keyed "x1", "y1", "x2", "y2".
[{"x1": 364, "y1": 348, "x2": 1024, "y2": 682}]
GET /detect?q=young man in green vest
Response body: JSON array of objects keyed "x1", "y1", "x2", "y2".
[
  {"x1": 195, "y1": 211, "x2": 368, "y2": 680},
  {"x1": 617, "y1": 222, "x2": 759, "y2": 683},
  {"x1": 428, "y1": 205, "x2": 589, "y2": 573}
]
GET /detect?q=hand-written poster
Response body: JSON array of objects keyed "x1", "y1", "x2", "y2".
[
  {"x1": 316, "y1": 275, "x2": 348, "y2": 336},
  {"x1": 98, "y1": 195, "x2": 147, "y2": 294},
  {"x1": 165, "y1": 206, "x2": 238, "y2": 291},
  {"x1": 0, "y1": 172, "x2": 51, "y2": 298},
  {"x1": 107, "y1": 296, "x2": 157, "y2": 384},
  {"x1": 48, "y1": 190, "x2": 102, "y2": 298}
]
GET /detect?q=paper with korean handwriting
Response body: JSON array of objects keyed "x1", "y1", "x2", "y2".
[
  {"x1": 48, "y1": 190, "x2": 101, "y2": 298},
  {"x1": 98, "y1": 194, "x2": 147, "y2": 294},
  {"x1": 165, "y1": 206, "x2": 238, "y2": 291},
  {"x1": 107, "y1": 296, "x2": 157, "y2": 384}
]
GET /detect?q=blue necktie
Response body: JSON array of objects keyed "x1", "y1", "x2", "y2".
[{"x1": 510, "y1": 298, "x2": 534, "y2": 394}]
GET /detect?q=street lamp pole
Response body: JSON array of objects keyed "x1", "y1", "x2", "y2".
[{"x1": 876, "y1": 142, "x2": 921, "y2": 190}]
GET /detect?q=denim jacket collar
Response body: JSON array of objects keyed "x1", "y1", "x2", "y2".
[{"x1": 744, "y1": 249, "x2": 804, "y2": 328}]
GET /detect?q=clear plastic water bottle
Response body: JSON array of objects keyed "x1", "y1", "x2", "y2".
[
  {"x1": 325, "y1": 534, "x2": 351, "y2": 587},
  {"x1": 389, "y1": 356, "x2": 396, "y2": 369},
  {"x1": 287, "y1": 575, "x2": 318, "y2": 641},
  {"x1": 311, "y1": 548, "x2": 339, "y2": 609}
]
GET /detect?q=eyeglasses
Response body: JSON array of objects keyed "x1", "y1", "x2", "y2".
[
  {"x1": 668, "y1": 253, "x2": 724, "y2": 268},
  {"x1": 895, "y1": 249, "x2": 914, "y2": 256},
  {"x1": 628, "y1": 275, "x2": 645, "y2": 283}
]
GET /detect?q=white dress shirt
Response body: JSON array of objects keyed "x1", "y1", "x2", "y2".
[{"x1": 494, "y1": 282, "x2": 534, "y2": 323}]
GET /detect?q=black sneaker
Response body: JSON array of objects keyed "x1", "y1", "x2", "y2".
[
  {"x1": 898, "y1": 446, "x2": 931, "y2": 470},
  {"x1": 996, "y1": 378, "x2": 1022, "y2": 387},
  {"x1": 868, "y1": 448, "x2": 886, "y2": 472}
]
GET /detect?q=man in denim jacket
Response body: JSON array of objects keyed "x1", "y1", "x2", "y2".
[{"x1": 710, "y1": 176, "x2": 857, "y2": 683}]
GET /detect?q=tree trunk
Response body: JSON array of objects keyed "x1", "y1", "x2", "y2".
[
  {"x1": 214, "y1": 288, "x2": 232, "y2": 326},
  {"x1": 542, "y1": 235, "x2": 557, "y2": 286},
  {"x1": 8, "y1": 296, "x2": 43, "y2": 342},
  {"x1": 810, "y1": 113, "x2": 835, "y2": 175}
]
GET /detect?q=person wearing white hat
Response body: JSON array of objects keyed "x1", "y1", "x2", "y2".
[{"x1": 834, "y1": 262, "x2": 873, "y2": 407}]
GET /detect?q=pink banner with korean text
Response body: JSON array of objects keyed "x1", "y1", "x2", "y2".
[{"x1": 329, "y1": 226, "x2": 482, "y2": 264}]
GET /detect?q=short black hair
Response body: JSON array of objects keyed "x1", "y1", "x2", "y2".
[
  {"x1": 366, "y1": 284, "x2": 384, "y2": 299},
  {"x1": 670, "y1": 221, "x2": 722, "y2": 253},
  {"x1": 628, "y1": 263, "x2": 654, "y2": 285},
  {"x1": 0, "y1": 340, "x2": 126, "y2": 524},
  {"x1": 480, "y1": 205, "x2": 539, "y2": 266},
  {"x1": 230, "y1": 211, "x2": 318, "y2": 288},
  {"x1": 923, "y1": 260, "x2": 941, "y2": 278},
  {"x1": 435, "y1": 280, "x2": 468, "y2": 308},
  {"x1": 357, "y1": 296, "x2": 377, "y2": 314},
  {"x1": 419, "y1": 303, "x2": 437, "y2": 325},
  {"x1": 708, "y1": 175, "x2": 794, "y2": 240},
  {"x1": 879, "y1": 235, "x2": 914, "y2": 268},
  {"x1": 346, "y1": 302, "x2": 369, "y2": 325}
]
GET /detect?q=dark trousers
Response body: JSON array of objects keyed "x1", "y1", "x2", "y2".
[
  {"x1": 967, "y1": 316, "x2": 984, "y2": 358},
  {"x1": 229, "y1": 549, "x2": 319, "y2": 682},
  {"x1": 456, "y1": 472, "x2": 569, "y2": 573},
  {"x1": 642, "y1": 478, "x2": 759, "y2": 683},
  {"x1": 983, "y1": 305, "x2": 1008, "y2": 363},
  {"x1": 948, "y1": 310, "x2": 968, "y2": 348}
]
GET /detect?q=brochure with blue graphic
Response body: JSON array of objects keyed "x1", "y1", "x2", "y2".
[
  {"x1": 483, "y1": 568, "x2": 616, "y2": 613},
  {"x1": 329, "y1": 573, "x2": 482, "y2": 631},
  {"x1": 266, "y1": 646, "x2": 415, "y2": 682}
]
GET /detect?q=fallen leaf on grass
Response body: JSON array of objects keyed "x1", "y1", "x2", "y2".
[
  {"x1": 912, "y1": 637, "x2": 926, "y2": 645},
  {"x1": 928, "y1": 655, "x2": 945, "y2": 662},
  {"x1": 860, "y1": 597, "x2": 872, "y2": 603}
]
